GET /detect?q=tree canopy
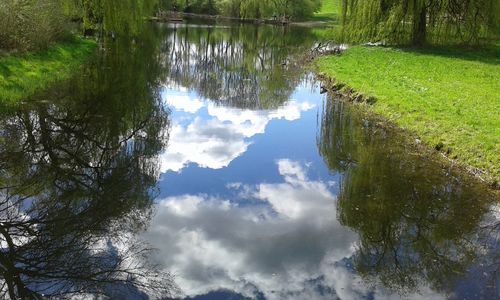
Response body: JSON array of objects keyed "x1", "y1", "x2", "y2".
[
  {"x1": 341, "y1": 0, "x2": 500, "y2": 45},
  {"x1": 167, "y1": 0, "x2": 322, "y2": 20},
  {"x1": 75, "y1": 0, "x2": 160, "y2": 35}
]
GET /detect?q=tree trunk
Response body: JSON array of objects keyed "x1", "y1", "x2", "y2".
[{"x1": 412, "y1": 6, "x2": 427, "y2": 46}]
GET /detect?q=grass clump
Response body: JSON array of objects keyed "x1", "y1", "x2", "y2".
[
  {"x1": 0, "y1": 38, "x2": 96, "y2": 103},
  {"x1": 316, "y1": 46, "x2": 500, "y2": 180}
]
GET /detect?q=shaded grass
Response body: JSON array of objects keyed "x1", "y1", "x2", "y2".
[
  {"x1": 0, "y1": 38, "x2": 96, "y2": 103},
  {"x1": 316, "y1": 46, "x2": 500, "y2": 180},
  {"x1": 311, "y1": 0, "x2": 341, "y2": 23}
]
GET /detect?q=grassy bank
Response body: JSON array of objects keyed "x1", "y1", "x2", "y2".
[
  {"x1": 0, "y1": 38, "x2": 96, "y2": 103},
  {"x1": 316, "y1": 46, "x2": 500, "y2": 181},
  {"x1": 311, "y1": 0, "x2": 341, "y2": 22}
]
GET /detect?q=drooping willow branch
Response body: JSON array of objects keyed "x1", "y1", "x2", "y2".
[{"x1": 341, "y1": 0, "x2": 499, "y2": 45}]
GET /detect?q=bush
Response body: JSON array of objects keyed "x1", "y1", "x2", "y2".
[{"x1": 0, "y1": 0, "x2": 70, "y2": 52}]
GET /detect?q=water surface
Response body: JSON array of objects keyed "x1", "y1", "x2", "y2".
[{"x1": 0, "y1": 23, "x2": 498, "y2": 299}]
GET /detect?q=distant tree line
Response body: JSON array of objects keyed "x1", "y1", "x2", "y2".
[
  {"x1": 162, "y1": 0, "x2": 322, "y2": 20},
  {"x1": 2, "y1": 0, "x2": 498, "y2": 51},
  {"x1": 0, "y1": 0, "x2": 322, "y2": 52}
]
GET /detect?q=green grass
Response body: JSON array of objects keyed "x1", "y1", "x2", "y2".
[
  {"x1": 316, "y1": 46, "x2": 500, "y2": 180},
  {"x1": 311, "y1": 0, "x2": 341, "y2": 22},
  {"x1": 0, "y1": 38, "x2": 96, "y2": 103}
]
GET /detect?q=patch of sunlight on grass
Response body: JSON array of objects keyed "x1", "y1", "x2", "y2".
[
  {"x1": 0, "y1": 38, "x2": 96, "y2": 104},
  {"x1": 316, "y1": 45, "x2": 500, "y2": 179},
  {"x1": 311, "y1": 0, "x2": 341, "y2": 23}
]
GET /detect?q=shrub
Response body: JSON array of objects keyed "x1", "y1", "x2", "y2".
[{"x1": 0, "y1": 0, "x2": 70, "y2": 52}]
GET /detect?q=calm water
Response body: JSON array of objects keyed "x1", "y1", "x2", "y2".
[{"x1": 0, "y1": 23, "x2": 498, "y2": 299}]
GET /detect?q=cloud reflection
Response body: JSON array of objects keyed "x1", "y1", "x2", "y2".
[
  {"x1": 160, "y1": 94, "x2": 314, "y2": 173},
  {"x1": 145, "y1": 160, "x2": 444, "y2": 299},
  {"x1": 166, "y1": 95, "x2": 204, "y2": 113}
]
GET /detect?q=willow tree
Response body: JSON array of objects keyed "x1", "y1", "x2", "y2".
[
  {"x1": 77, "y1": 0, "x2": 161, "y2": 35},
  {"x1": 217, "y1": 0, "x2": 321, "y2": 20},
  {"x1": 239, "y1": 0, "x2": 273, "y2": 18},
  {"x1": 270, "y1": 0, "x2": 322, "y2": 20},
  {"x1": 341, "y1": 0, "x2": 499, "y2": 45}
]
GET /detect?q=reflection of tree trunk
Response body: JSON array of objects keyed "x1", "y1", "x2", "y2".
[
  {"x1": 38, "y1": 111, "x2": 59, "y2": 167},
  {"x1": 21, "y1": 112, "x2": 38, "y2": 154}
]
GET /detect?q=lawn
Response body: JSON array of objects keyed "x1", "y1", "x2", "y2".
[
  {"x1": 316, "y1": 46, "x2": 500, "y2": 180},
  {"x1": 312, "y1": 0, "x2": 341, "y2": 22},
  {"x1": 0, "y1": 38, "x2": 96, "y2": 103}
]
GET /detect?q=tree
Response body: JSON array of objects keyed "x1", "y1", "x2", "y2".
[
  {"x1": 341, "y1": 0, "x2": 499, "y2": 45},
  {"x1": 239, "y1": 0, "x2": 272, "y2": 19},
  {"x1": 208, "y1": 0, "x2": 321, "y2": 20},
  {"x1": 0, "y1": 0, "x2": 164, "y2": 51},
  {"x1": 75, "y1": 0, "x2": 163, "y2": 36},
  {"x1": 269, "y1": 0, "x2": 321, "y2": 20}
]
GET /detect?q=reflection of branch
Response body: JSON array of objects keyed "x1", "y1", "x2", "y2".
[{"x1": 1, "y1": 100, "x2": 170, "y2": 298}]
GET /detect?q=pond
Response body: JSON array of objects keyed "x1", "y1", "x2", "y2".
[{"x1": 0, "y1": 23, "x2": 498, "y2": 299}]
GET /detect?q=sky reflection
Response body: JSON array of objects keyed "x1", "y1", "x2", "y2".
[
  {"x1": 145, "y1": 82, "x2": 449, "y2": 300},
  {"x1": 145, "y1": 158, "x2": 444, "y2": 300},
  {"x1": 160, "y1": 88, "x2": 315, "y2": 173}
]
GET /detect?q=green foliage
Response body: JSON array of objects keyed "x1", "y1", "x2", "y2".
[
  {"x1": 0, "y1": 38, "x2": 96, "y2": 103},
  {"x1": 80, "y1": 0, "x2": 160, "y2": 35},
  {"x1": 217, "y1": 0, "x2": 242, "y2": 17},
  {"x1": 269, "y1": 0, "x2": 322, "y2": 20},
  {"x1": 0, "y1": 0, "x2": 71, "y2": 51},
  {"x1": 0, "y1": 0, "x2": 161, "y2": 52},
  {"x1": 169, "y1": 0, "x2": 322, "y2": 20},
  {"x1": 316, "y1": 46, "x2": 500, "y2": 179},
  {"x1": 168, "y1": 0, "x2": 217, "y2": 14},
  {"x1": 239, "y1": 0, "x2": 273, "y2": 18},
  {"x1": 341, "y1": 0, "x2": 499, "y2": 45}
]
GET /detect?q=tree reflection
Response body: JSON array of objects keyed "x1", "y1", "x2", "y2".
[
  {"x1": 0, "y1": 26, "x2": 173, "y2": 299},
  {"x1": 318, "y1": 98, "x2": 499, "y2": 295},
  {"x1": 164, "y1": 24, "x2": 318, "y2": 109}
]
